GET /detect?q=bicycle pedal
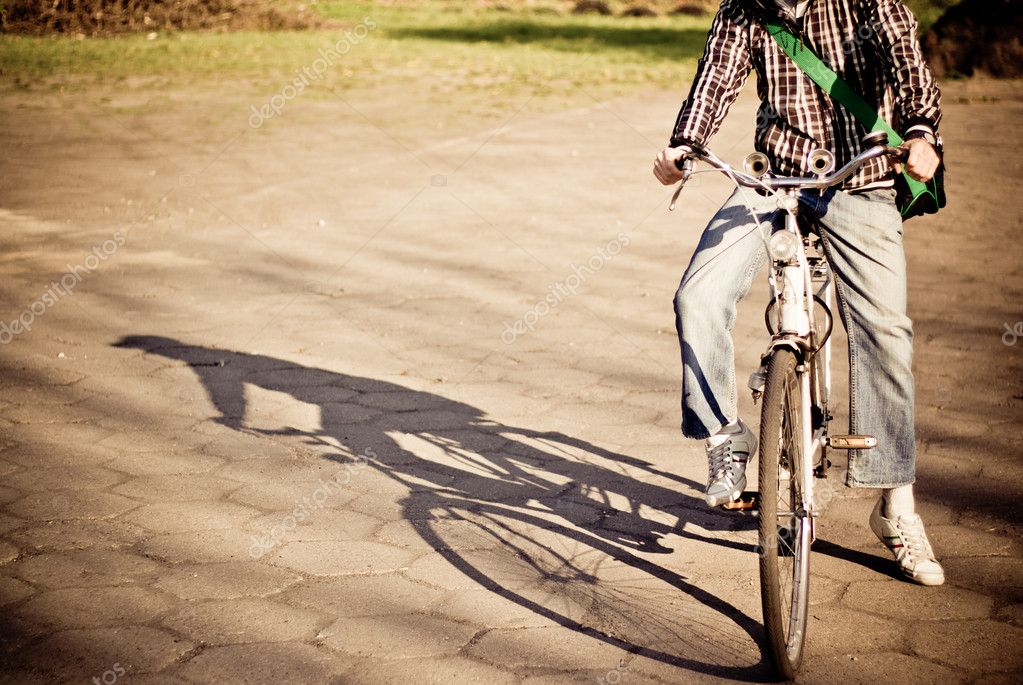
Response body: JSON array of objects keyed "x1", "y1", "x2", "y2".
[
  {"x1": 827, "y1": 434, "x2": 877, "y2": 449},
  {"x1": 722, "y1": 492, "x2": 759, "y2": 511}
]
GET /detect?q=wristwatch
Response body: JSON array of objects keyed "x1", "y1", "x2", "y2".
[{"x1": 904, "y1": 128, "x2": 939, "y2": 147}]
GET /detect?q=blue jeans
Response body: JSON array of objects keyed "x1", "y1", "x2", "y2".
[{"x1": 673, "y1": 187, "x2": 914, "y2": 488}]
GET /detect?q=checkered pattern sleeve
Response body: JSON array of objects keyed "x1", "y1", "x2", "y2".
[
  {"x1": 868, "y1": 0, "x2": 942, "y2": 134},
  {"x1": 669, "y1": 0, "x2": 753, "y2": 148}
]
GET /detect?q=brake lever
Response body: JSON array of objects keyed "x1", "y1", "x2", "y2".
[{"x1": 668, "y1": 157, "x2": 694, "y2": 211}]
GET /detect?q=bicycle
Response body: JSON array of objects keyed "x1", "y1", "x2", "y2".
[{"x1": 668, "y1": 131, "x2": 907, "y2": 678}]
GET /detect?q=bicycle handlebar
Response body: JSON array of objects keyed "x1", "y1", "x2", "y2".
[{"x1": 672, "y1": 143, "x2": 909, "y2": 191}]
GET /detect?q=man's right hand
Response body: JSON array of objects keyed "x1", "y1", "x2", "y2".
[{"x1": 653, "y1": 147, "x2": 688, "y2": 185}]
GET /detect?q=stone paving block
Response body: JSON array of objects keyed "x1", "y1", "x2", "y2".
[
  {"x1": 0, "y1": 575, "x2": 35, "y2": 606},
  {"x1": 246, "y1": 508, "x2": 381, "y2": 545},
  {"x1": 5, "y1": 519, "x2": 147, "y2": 552},
  {"x1": 9, "y1": 550, "x2": 160, "y2": 588},
  {"x1": 215, "y1": 457, "x2": 353, "y2": 485},
  {"x1": 1, "y1": 438, "x2": 117, "y2": 470},
  {"x1": 403, "y1": 551, "x2": 487, "y2": 591},
  {"x1": 0, "y1": 514, "x2": 25, "y2": 539},
  {"x1": 810, "y1": 540, "x2": 899, "y2": 584},
  {"x1": 13, "y1": 586, "x2": 176, "y2": 630},
  {"x1": 140, "y1": 529, "x2": 258, "y2": 564},
  {"x1": 154, "y1": 561, "x2": 302, "y2": 600},
  {"x1": 9, "y1": 421, "x2": 112, "y2": 447},
  {"x1": 13, "y1": 626, "x2": 193, "y2": 678},
  {"x1": 809, "y1": 575, "x2": 849, "y2": 607},
  {"x1": 0, "y1": 459, "x2": 17, "y2": 478},
  {"x1": 344, "y1": 490, "x2": 445, "y2": 522},
  {"x1": 271, "y1": 540, "x2": 413, "y2": 576},
  {"x1": 972, "y1": 671, "x2": 1023, "y2": 685},
  {"x1": 373, "y1": 519, "x2": 442, "y2": 552},
  {"x1": 342, "y1": 655, "x2": 518, "y2": 685},
  {"x1": 228, "y1": 480, "x2": 363, "y2": 512},
  {"x1": 95, "y1": 412, "x2": 202, "y2": 437},
  {"x1": 0, "y1": 384, "x2": 94, "y2": 406},
  {"x1": 2, "y1": 465, "x2": 124, "y2": 492},
  {"x1": 172, "y1": 642, "x2": 354, "y2": 684},
  {"x1": 197, "y1": 433, "x2": 296, "y2": 461},
  {"x1": 519, "y1": 670, "x2": 637, "y2": 685},
  {"x1": 0, "y1": 486, "x2": 23, "y2": 506},
  {"x1": 419, "y1": 516, "x2": 520, "y2": 553},
  {"x1": 466, "y1": 626, "x2": 637, "y2": 673},
  {"x1": 842, "y1": 580, "x2": 994, "y2": 620},
  {"x1": 797, "y1": 652, "x2": 969, "y2": 685},
  {"x1": 958, "y1": 508, "x2": 1023, "y2": 541},
  {"x1": 280, "y1": 574, "x2": 448, "y2": 617},
  {"x1": 97, "y1": 431, "x2": 185, "y2": 454},
  {"x1": 994, "y1": 602, "x2": 1023, "y2": 627},
  {"x1": 626, "y1": 651, "x2": 760, "y2": 685},
  {"x1": 122, "y1": 501, "x2": 259, "y2": 533},
  {"x1": 0, "y1": 541, "x2": 18, "y2": 565},
  {"x1": 377, "y1": 409, "x2": 485, "y2": 433},
  {"x1": 942, "y1": 556, "x2": 1023, "y2": 603},
  {"x1": 112, "y1": 474, "x2": 240, "y2": 502},
  {"x1": 0, "y1": 671, "x2": 50, "y2": 684},
  {"x1": 910, "y1": 619, "x2": 1023, "y2": 672},
  {"x1": 103, "y1": 450, "x2": 225, "y2": 477},
  {"x1": 926, "y1": 524, "x2": 1021, "y2": 559},
  {"x1": 5, "y1": 490, "x2": 137, "y2": 521},
  {"x1": 805, "y1": 605, "x2": 909, "y2": 657},
  {"x1": 119, "y1": 674, "x2": 192, "y2": 685},
  {"x1": 431, "y1": 588, "x2": 563, "y2": 630},
  {"x1": 3, "y1": 403, "x2": 108, "y2": 425},
  {"x1": 353, "y1": 390, "x2": 451, "y2": 411},
  {"x1": 0, "y1": 609, "x2": 39, "y2": 655},
  {"x1": 162, "y1": 598, "x2": 326, "y2": 645},
  {"x1": 318, "y1": 613, "x2": 479, "y2": 658}
]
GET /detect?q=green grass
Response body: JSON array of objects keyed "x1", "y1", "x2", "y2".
[
  {"x1": 905, "y1": 0, "x2": 962, "y2": 33},
  {"x1": 0, "y1": 1, "x2": 711, "y2": 99},
  {"x1": 0, "y1": 0, "x2": 962, "y2": 101}
]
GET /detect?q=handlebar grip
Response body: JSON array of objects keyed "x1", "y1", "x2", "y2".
[
  {"x1": 889, "y1": 146, "x2": 910, "y2": 163},
  {"x1": 674, "y1": 157, "x2": 687, "y2": 171}
]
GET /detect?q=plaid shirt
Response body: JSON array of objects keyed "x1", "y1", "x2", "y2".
[{"x1": 669, "y1": 0, "x2": 942, "y2": 190}]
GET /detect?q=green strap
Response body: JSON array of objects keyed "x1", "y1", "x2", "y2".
[{"x1": 764, "y1": 22, "x2": 928, "y2": 203}]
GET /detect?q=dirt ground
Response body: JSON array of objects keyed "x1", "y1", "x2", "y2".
[{"x1": 0, "y1": 71, "x2": 1021, "y2": 683}]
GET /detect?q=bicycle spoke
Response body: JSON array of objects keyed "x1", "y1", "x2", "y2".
[{"x1": 758, "y1": 350, "x2": 811, "y2": 678}]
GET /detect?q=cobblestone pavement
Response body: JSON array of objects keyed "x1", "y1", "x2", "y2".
[{"x1": 0, "y1": 77, "x2": 1020, "y2": 684}]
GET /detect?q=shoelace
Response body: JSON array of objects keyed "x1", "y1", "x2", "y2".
[
  {"x1": 895, "y1": 514, "x2": 936, "y2": 564},
  {"x1": 707, "y1": 440, "x2": 736, "y2": 484}
]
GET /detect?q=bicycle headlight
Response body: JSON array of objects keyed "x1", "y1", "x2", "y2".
[{"x1": 768, "y1": 230, "x2": 800, "y2": 262}]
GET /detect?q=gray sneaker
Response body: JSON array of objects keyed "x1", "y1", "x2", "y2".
[{"x1": 705, "y1": 419, "x2": 757, "y2": 507}]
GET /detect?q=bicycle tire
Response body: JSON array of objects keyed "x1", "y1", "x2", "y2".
[{"x1": 758, "y1": 348, "x2": 811, "y2": 679}]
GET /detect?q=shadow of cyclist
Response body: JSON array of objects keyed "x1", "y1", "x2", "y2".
[{"x1": 116, "y1": 334, "x2": 772, "y2": 679}]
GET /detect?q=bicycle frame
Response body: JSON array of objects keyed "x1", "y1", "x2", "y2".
[{"x1": 767, "y1": 197, "x2": 834, "y2": 544}]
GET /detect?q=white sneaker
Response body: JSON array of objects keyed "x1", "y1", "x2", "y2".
[
  {"x1": 705, "y1": 419, "x2": 756, "y2": 507},
  {"x1": 869, "y1": 497, "x2": 945, "y2": 586}
]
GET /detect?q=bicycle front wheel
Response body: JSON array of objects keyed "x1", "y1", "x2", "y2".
[{"x1": 757, "y1": 348, "x2": 811, "y2": 679}]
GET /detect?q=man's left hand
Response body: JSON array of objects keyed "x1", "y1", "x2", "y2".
[{"x1": 897, "y1": 138, "x2": 940, "y2": 182}]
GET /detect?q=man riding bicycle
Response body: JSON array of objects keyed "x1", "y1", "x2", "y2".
[{"x1": 653, "y1": 0, "x2": 944, "y2": 585}]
